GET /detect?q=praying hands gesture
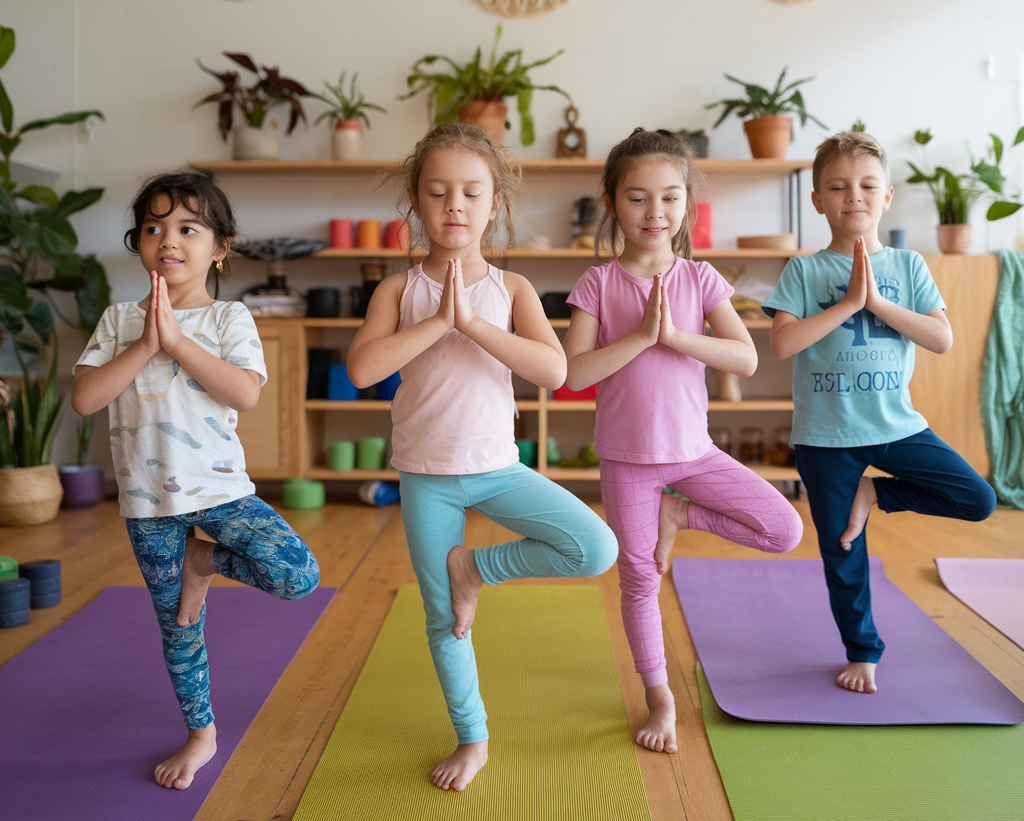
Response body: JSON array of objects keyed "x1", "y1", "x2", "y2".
[{"x1": 140, "y1": 271, "x2": 186, "y2": 357}]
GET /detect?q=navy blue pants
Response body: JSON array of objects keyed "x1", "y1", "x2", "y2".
[{"x1": 796, "y1": 429, "x2": 995, "y2": 663}]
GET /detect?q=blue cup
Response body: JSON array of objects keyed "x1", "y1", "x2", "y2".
[
  {"x1": 376, "y1": 371, "x2": 402, "y2": 401},
  {"x1": 327, "y1": 364, "x2": 358, "y2": 400}
]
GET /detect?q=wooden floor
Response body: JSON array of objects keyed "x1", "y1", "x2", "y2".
[{"x1": 2, "y1": 493, "x2": 1023, "y2": 820}]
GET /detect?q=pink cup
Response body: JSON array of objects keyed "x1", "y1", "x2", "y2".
[
  {"x1": 330, "y1": 219, "x2": 354, "y2": 249},
  {"x1": 384, "y1": 220, "x2": 410, "y2": 250}
]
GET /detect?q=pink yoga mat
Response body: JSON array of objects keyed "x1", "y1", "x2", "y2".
[
  {"x1": 937, "y1": 558, "x2": 1024, "y2": 651},
  {"x1": 0, "y1": 585, "x2": 335, "y2": 821},
  {"x1": 671, "y1": 557, "x2": 1024, "y2": 725}
]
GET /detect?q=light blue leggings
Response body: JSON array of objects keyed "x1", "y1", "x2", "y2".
[
  {"x1": 399, "y1": 462, "x2": 617, "y2": 744},
  {"x1": 125, "y1": 495, "x2": 320, "y2": 729}
]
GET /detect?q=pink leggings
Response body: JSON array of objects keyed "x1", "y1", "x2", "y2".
[{"x1": 600, "y1": 448, "x2": 803, "y2": 688}]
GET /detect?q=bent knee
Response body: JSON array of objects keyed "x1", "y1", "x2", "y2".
[
  {"x1": 575, "y1": 527, "x2": 618, "y2": 578},
  {"x1": 765, "y1": 509, "x2": 804, "y2": 554},
  {"x1": 961, "y1": 483, "x2": 997, "y2": 521}
]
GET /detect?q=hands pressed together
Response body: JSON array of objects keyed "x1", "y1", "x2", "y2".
[
  {"x1": 842, "y1": 237, "x2": 884, "y2": 313},
  {"x1": 434, "y1": 258, "x2": 478, "y2": 335},
  {"x1": 141, "y1": 271, "x2": 186, "y2": 357},
  {"x1": 637, "y1": 273, "x2": 678, "y2": 348}
]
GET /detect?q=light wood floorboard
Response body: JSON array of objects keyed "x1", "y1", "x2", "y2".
[{"x1": 2, "y1": 495, "x2": 1022, "y2": 820}]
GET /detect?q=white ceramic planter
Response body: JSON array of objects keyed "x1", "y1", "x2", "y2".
[
  {"x1": 332, "y1": 121, "x2": 364, "y2": 160},
  {"x1": 233, "y1": 126, "x2": 279, "y2": 161}
]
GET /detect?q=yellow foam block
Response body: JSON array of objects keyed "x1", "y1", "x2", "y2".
[{"x1": 294, "y1": 584, "x2": 650, "y2": 820}]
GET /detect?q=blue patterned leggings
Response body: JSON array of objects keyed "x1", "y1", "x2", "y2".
[{"x1": 125, "y1": 495, "x2": 320, "y2": 729}]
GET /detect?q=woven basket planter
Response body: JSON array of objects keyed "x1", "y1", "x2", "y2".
[{"x1": 0, "y1": 464, "x2": 64, "y2": 526}]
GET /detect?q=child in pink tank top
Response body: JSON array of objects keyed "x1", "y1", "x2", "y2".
[
  {"x1": 564, "y1": 128, "x2": 803, "y2": 755},
  {"x1": 347, "y1": 124, "x2": 616, "y2": 793}
]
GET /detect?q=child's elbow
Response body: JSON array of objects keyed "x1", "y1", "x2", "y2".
[
  {"x1": 346, "y1": 359, "x2": 373, "y2": 390},
  {"x1": 769, "y1": 338, "x2": 792, "y2": 361},
  {"x1": 541, "y1": 360, "x2": 568, "y2": 392}
]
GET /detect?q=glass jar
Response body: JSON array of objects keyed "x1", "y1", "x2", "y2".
[
  {"x1": 709, "y1": 427, "x2": 732, "y2": 457},
  {"x1": 739, "y1": 428, "x2": 763, "y2": 463}
]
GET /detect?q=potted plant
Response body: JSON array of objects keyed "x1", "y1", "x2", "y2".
[
  {"x1": 313, "y1": 71, "x2": 387, "y2": 161},
  {"x1": 0, "y1": 24, "x2": 110, "y2": 525},
  {"x1": 705, "y1": 67, "x2": 827, "y2": 159},
  {"x1": 907, "y1": 128, "x2": 1024, "y2": 254},
  {"x1": 400, "y1": 24, "x2": 572, "y2": 146},
  {"x1": 196, "y1": 51, "x2": 316, "y2": 160},
  {"x1": 58, "y1": 413, "x2": 104, "y2": 509}
]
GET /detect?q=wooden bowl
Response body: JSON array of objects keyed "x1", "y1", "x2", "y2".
[{"x1": 736, "y1": 233, "x2": 798, "y2": 250}]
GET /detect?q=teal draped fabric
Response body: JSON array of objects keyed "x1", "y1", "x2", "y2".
[{"x1": 981, "y1": 249, "x2": 1024, "y2": 508}]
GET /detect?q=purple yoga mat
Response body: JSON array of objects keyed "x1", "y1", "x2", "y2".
[
  {"x1": 937, "y1": 557, "x2": 1024, "y2": 652},
  {"x1": 671, "y1": 557, "x2": 1024, "y2": 725},
  {"x1": 0, "y1": 585, "x2": 335, "y2": 821}
]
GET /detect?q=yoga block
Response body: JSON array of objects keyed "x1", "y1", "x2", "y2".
[
  {"x1": 307, "y1": 349, "x2": 334, "y2": 399},
  {"x1": 327, "y1": 364, "x2": 359, "y2": 400},
  {"x1": 553, "y1": 383, "x2": 598, "y2": 401},
  {"x1": 282, "y1": 479, "x2": 325, "y2": 510}
]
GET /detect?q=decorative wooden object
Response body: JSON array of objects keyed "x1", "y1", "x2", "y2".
[
  {"x1": 475, "y1": 0, "x2": 569, "y2": 14},
  {"x1": 556, "y1": 106, "x2": 586, "y2": 158}
]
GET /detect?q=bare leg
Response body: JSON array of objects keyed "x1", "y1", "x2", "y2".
[
  {"x1": 177, "y1": 535, "x2": 216, "y2": 627},
  {"x1": 655, "y1": 494, "x2": 689, "y2": 575},
  {"x1": 839, "y1": 475, "x2": 877, "y2": 551},
  {"x1": 836, "y1": 661, "x2": 878, "y2": 693},
  {"x1": 430, "y1": 739, "x2": 488, "y2": 791},
  {"x1": 154, "y1": 723, "x2": 217, "y2": 789},
  {"x1": 447, "y1": 545, "x2": 484, "y2": 640},
  {"x1": 635, "y1": 683, "x2": 678, "y2": 753}
]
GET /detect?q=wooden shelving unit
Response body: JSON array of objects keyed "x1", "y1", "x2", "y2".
[{"x1": 217, "y1": 157, "x2": 812, "y2": 484}]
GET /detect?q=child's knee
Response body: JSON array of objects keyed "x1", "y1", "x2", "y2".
[
  {"x1": 963, "y1": 481, "x2": 997, "y2": 521},
  {"x1": 768, "y1": 505, "x2": 804, "y2": 554},
  {"x1": 576, "y1": 524, "x2": 618, "y2": 577}
]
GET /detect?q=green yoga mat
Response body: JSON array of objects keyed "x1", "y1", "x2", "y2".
[
  {"x1": 698, "y1": 664, "x2": 1024, "y2": 821},
  {"x1": 294, "y1": 584, "x2": 650, "y2": 820}
]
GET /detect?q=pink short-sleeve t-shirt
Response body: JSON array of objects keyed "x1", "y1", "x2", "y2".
[{"x1": 567, "y1": 256, "x2": 733, "y2": 464}]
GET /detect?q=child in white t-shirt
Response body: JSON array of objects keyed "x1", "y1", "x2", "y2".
[{"x1": 72, "y1": 170, "x2": 319, "y2": 791}]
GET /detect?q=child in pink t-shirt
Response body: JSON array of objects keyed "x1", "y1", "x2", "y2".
[{"x1": 564, "y1": 128, "x2": 803, "y2": 754}]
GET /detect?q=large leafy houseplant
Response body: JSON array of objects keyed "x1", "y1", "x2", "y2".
[
  {"x1": 196, "y1": 51, "x2": 316, "y2": 141},
  {"x1": 401, "y1": 24, "x2": 572, "y2": 146},
  {"x1": 706, "y1": 67, "x2": 826, "y2": 158},
  {"x1": 907, "y1": 128, "x2": 1024, "y2": 224},
  {"x1": 0, "y1": 24, "x2": 109, "y2": 470}
]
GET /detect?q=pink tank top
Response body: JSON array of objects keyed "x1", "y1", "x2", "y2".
[{"x1": 389, "y1": 263, "x2": 520, "y2": 475}]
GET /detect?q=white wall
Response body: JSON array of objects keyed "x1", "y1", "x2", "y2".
[{"x1": 4, "y1": 0, "x2": 1023, "y2": 464}]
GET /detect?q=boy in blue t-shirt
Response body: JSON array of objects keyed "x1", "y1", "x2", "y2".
[{"x1": 762, "y1": 132, "x2": 996, "y2": 695}]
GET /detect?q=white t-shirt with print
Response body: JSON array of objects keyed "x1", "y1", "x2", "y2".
[{"x1": 74, "y1": 300, "x2": 268, "y2": 518}]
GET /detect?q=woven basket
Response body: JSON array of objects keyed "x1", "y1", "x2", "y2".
[{"x1": 0, "y1": 464, "x2": 64, "y2": 526}]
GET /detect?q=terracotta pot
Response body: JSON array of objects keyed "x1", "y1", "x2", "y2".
[
  {"x1": 458, "y1": 100, "x2": 508, "y2": 145},
  {"x1": 0, "y1": 464, "x2": 64, "y2": 526},
  {"x1": 59, "y1": 464, "x2": 106, "y2": 509},
  {"x1": 331, "y1": 120, "x2": 363, "y2": 160},
  {"x1": 232, "y1": 125, "x2": 279, "y2": 160},
  {"x1": 936, "y1": 224, "x2": 972, "y2": 255},
  {"x1": 743, "y1": 116, "x2": 792, "y2": 159}
]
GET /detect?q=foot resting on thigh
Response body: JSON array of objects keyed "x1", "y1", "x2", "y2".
[
  {"x1": 839, "y1": 475, "x2": 877, "y2": 551},
  {"x1": 836, "y1": 661, "x2": 878, "y2": 694},
  {"x1": 447, "y1": 545, "x2": 484, "y2": 640},
  {"x1": 431, "y1": 740, "x2": 488, "y2": 791},
  {"x1": 154, "y1": 724, "x2": 217, "y2": 789},
  {"x1": 177, "y1": 535, "x2": 217, "y2": 627},
  {"x1": 655, "y1": 494, "x2": 689, "y2": 575},
  {"x1": 635, "y1": 683, "x2": 678, "y2": 753}
]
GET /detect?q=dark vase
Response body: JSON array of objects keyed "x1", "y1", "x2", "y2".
[{"x1": 59, "y1": 465, "x2": 106, "y2": 509}]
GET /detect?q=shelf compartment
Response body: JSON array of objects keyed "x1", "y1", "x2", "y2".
[
  {"x1": 306, "y1": 400, "x2": 392, "y2": 411},
  {"x1": 311, "y1": 246, "x2": 814, "y2": 261}
]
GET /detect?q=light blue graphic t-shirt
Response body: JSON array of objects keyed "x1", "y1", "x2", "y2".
[{"x1": 762, "y1": 247, "x2": 945, "y2": 448}]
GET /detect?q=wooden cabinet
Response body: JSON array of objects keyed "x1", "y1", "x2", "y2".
[{"x1": 196, "y1": 158, "x2": 817, "y2": 483}]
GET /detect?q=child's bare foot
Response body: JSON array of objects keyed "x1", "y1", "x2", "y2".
[
  {"x1": 430, "y1": 740, "x2": 488, "y2": 791},
  {"x1": 177, "y1": 535, "x2": 216, "y2": 627},
  {"x1": 836, "y1": 661, "x2": 878, "y2": 693},
  {"x1": 655, "y1": 493, "x2": 688, "y2": 575},
  {"x1": 839, "y1": 475, "x2": 877, "y2": 551},
  {"x1": 154, "y1": 724, "x2": 217, "y2": 789},
  {"x1": 447, "y1": 545, "x2": 483, "y2": 639},
  {"x1": 635, "y1": 683, "x2": 678, "y2": 753}
]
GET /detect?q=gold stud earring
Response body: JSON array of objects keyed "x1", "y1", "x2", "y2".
[{"x1": 216, "y1": 260, "x2": 224, "y2": 273}]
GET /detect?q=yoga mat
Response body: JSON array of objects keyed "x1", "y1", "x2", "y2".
[
  {"x1": 0, "y1": 585, "x2": 335, "y2": 821},
  {"x1": 293, "y1": 584, "x2": 650, "y2": 821},
  {"x1": 937, "y1": 558, "x2": 1024, "y2": 651},
  {"x1": 672, "y1": 557, "x2": 1024, "y2": 724},
  {"x1": 698, "y1": 664, "x2": 1024, "y2": 821}
]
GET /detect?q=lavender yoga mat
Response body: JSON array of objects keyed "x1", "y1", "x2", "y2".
[
  {"x1": 671, "y1": 557, "x2": 1024, "y2": 725},
  {"x1": 937, "y1": 558, "x2": 1024, "y2": 651},
  {"x1": 0, "y1": 585, "x2": 335, "y2": 821}
]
